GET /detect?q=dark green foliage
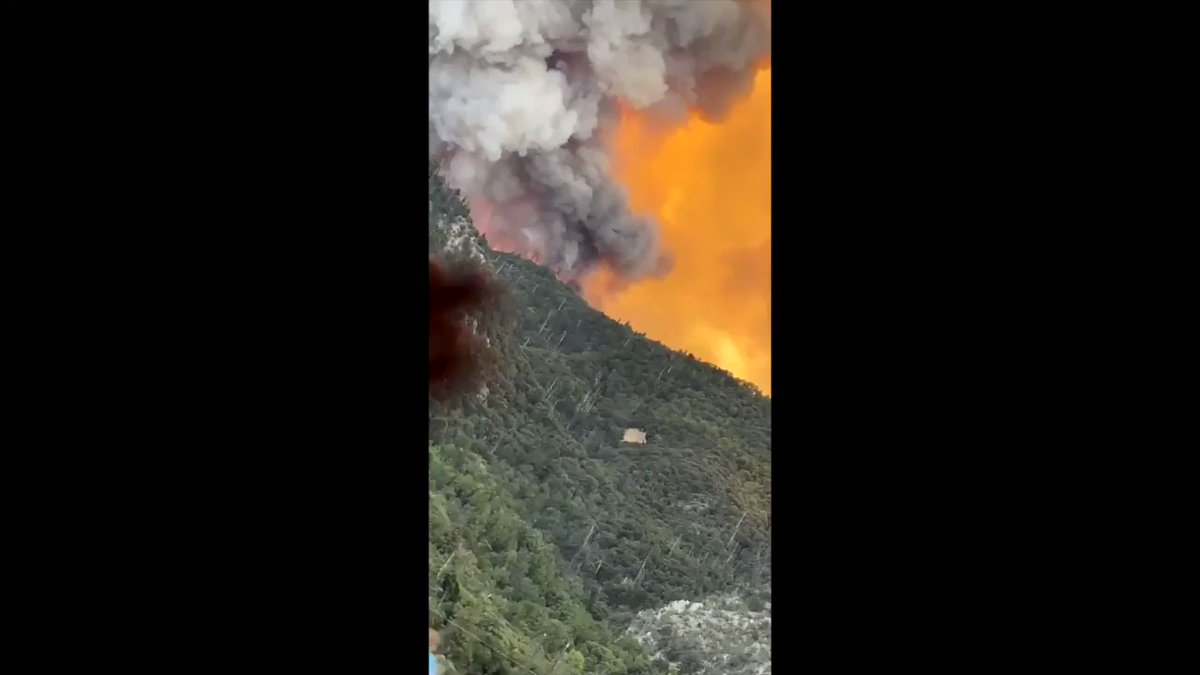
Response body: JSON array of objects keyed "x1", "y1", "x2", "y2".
[{"x1": 429, "y1": 168, "x2": 770, "y2": 674}]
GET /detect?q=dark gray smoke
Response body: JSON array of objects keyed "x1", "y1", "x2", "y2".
[{"x1": 429, "y1": 0, "x2": 771, "y2": 282}]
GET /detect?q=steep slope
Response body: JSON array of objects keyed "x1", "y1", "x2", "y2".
[{"x1": 429, "y1": 165, "x2": 771, "y2": 674}]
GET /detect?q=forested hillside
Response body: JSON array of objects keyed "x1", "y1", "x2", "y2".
[{"x1": 429, "y1": 164, "x2": 772, "y2": 675}]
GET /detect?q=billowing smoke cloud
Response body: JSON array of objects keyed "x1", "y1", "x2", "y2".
[{"x1": 429, "y1": 0, "x2": 770, "y2": 283}]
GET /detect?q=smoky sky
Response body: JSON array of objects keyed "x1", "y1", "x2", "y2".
[{"x1": 429, "y1": 0, "x2": 771, "y2": 283}]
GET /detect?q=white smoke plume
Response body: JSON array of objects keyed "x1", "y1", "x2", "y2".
[{"x1": 429, "y1": 0, "x2": 771, "y2": 283}]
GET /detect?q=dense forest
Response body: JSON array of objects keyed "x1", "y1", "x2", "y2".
[{"x1": 429, "y1": 164, "x2": 772, "y2": 675}]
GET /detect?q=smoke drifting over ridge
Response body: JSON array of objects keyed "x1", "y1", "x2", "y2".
[{"x1": 429, "y1": 0, "x2": 771, "y2": 282}]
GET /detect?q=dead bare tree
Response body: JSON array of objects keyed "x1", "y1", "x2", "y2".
[
  {"x1": 633, "y1": 548, "x2": 652, "y2": 585},
  {"x1": 570, "y1": 522, "x2": 596, "y2": 568},
  {"x1": 668, "y1": 535, "x2": 683, "y2": 556},
  {"x1": 726, "y1": 512, "x2": 747, "y2": 549}
]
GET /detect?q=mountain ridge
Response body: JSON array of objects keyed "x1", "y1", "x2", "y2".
[{"x1": 428, "y1": 164, "x2": 771, "y2": 674}]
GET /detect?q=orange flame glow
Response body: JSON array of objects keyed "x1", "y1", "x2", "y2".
[{"x1": 587, "y1": 69, "x2": 772, "y2": 395}]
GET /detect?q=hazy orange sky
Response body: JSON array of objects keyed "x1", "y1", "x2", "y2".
[{"x1": 586, "y1": 68, "x2": 772, "y2": 395}]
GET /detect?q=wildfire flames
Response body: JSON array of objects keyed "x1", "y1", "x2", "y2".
[{"x1": 586, "y1": 68, "x2": 772, "y2": 395}]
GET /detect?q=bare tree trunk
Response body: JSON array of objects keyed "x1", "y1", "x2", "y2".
[{"x1": 726, "y1": 512, "x2": 747, "y2": 548}]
